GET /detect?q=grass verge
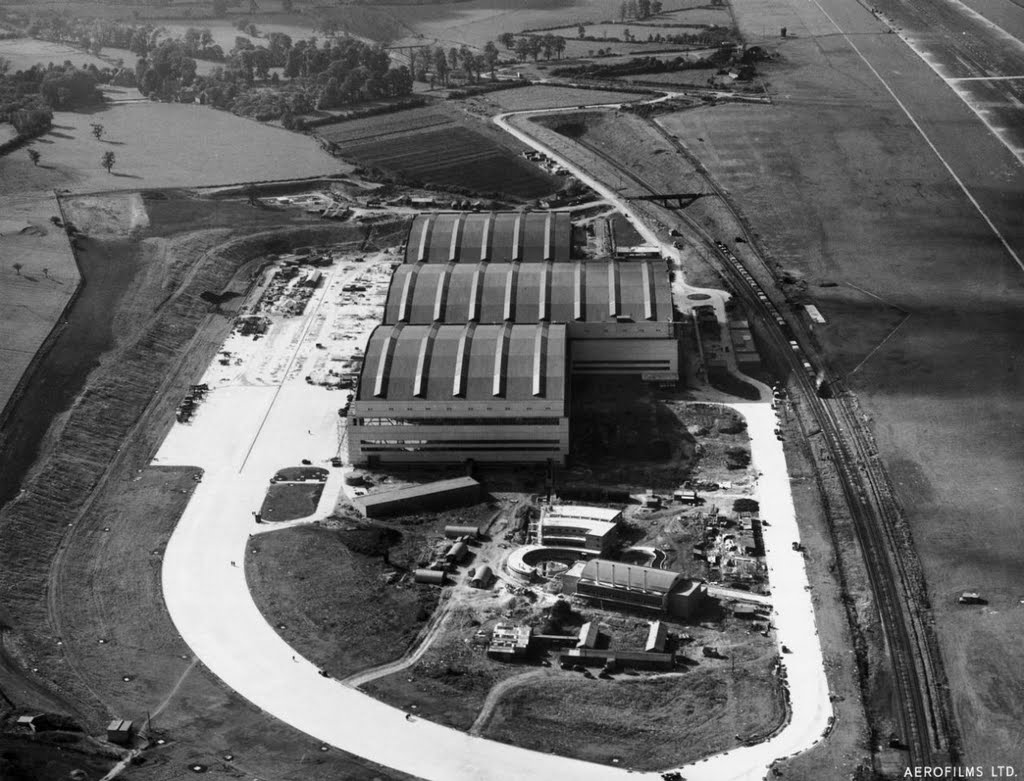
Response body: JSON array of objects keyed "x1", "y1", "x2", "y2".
[{"x1": 246, "y1": 524, "x2": 437, "y2": 679}]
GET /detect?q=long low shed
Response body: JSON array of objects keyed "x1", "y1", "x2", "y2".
[
  {"x1": 561, "y1": 648, "x2": 674, "y2": 671},
  {"x1": 352, "y1": 477, "x2": 482, "y2": 517}
]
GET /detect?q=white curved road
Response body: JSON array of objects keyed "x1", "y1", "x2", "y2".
[{"x1": 156, "y1": 117, "x2": 832, "y2": 781}]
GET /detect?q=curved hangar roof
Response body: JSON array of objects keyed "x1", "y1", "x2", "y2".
[
  {"x1": 383, "y1": 260, "x2": 671, "y2": 325},
  {"x1": 404, "y1": 212, "x2": 572, "y2": 265},
  {"x1": 356, "y1": 323, "x2": 567, "y2": 406},
  {"x1": 578, "y1": 559, "x2": 683, "y2": 595}
]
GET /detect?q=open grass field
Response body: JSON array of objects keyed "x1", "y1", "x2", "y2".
[
  {"x1": 246, "y1": 524, "x2": 437, "y2": 679},
  {"x1": 381, "y1": 0, "x2": 710, "y2": 49},
  {"x1": 258, "y1": 482, "x2": 324, "y2": 522},
  {"x1": 475, "y1": 84, "x2": 643, "y2": 111},
  {"x1": 484, "y1": 654, "x2": 784, "y2": 770},
  {"x1": 551, "y1": 14, "x2": 734, "y2": 41},
  {"x1": 0, "y1": 80, "x2": 343, "y2": 434},
  {"x1": 658, "y1": 0, "x2": 1024, "y2": 766},
  {"x1": 315, "y1": 106, "x2": 454, "y2": 145},
  {"x1": 0, "y1": 194, "x2": 79, "y2": 428},
  {"x1": 0, "y1": 38, "x2": 112, "y2": 72},
  {"x1": 554, "y1": 38, "x2": 690, "y2": 58},
  {"x1": 1, "y1": 89, "x2": 344, "y2": 196}
]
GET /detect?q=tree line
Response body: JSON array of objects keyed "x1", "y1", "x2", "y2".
[
  {"x1": 495, "y1": 33, "x2": 568, "y2": 62},
  {"x1": 617, "y1": 0, "x2": 665, "y2": 20},
  {"x1": 131, "y1": 34, "x2": 414, "y2": 120}
]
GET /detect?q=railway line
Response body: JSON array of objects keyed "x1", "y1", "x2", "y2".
[{"x1": 549, "y1": 116, "x2": 952, "y2": 769}]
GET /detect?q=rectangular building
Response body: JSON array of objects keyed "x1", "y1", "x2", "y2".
[
  {"x1": 560, "y1": 648, "x2": 674, "y2": 671},
  {"x1": 384, "y1": 259, "x2": 678, "y2": 379},
  {"x1": 488, "y1": 623, "x2": 532, "y2": 660},
  {"x1": 538, "y1": 504, "x2": 621, "y2": 553},
  {"x1": 645, "y1": 620, "x2": 668, "y2": 652},
  {"x1": 405, "y1": 212, "x2": 572, "y2": 265},
  {"x1": 569, "y1": 559, "x2": 706, "y2": 618},
  {"x1": 347, "y1": 323, "x2": 569, "y2": 465},
  {"x1": 352, "y1": 476, "x2": 482, "y2": 518}
]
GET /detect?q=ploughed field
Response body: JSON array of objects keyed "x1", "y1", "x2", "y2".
[{"x1": 315, "y1": 107, "x2": 558, "y2": 199}]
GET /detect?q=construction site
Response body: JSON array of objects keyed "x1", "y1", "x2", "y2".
[
  {"x1": 0, "y1": 167, "x2": 835, "y2": 779},
  {"x1": 4, "y1": 0, "x2": 1014, "y2": 768}
]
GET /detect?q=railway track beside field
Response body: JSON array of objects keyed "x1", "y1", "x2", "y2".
[
  {"x1": 501, "y1": 106, "x2": 954, "y2": 769},
  {"x1": 655, "y1": 123, "x2": 954, "y2": 769},
  {"x1": 645, "y1": 120, "x2": 958, "y2": 766}
]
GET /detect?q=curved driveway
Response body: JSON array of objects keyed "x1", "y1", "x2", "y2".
[{"x1": 156, "y1": 123, "x2": 832, "y2": 781}]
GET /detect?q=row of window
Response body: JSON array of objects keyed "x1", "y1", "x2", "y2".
[{"x1": 354, "y1": 417, "x2": 563, "y2": 427}]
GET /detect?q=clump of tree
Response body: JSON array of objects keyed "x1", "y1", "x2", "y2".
[
  {"x1": 496, "y1": 33, "x2": 567, "y2": 63},
  {"x1": 38, "y1": 65, "x2": 103, "y2": 109},
  {"x1": 725, "y1": 445, "x2": 751, "y2": 470},
  {"x1": 1, "y1": 61, "x2": 106, "y2": 146},
  {"x1": 130, "y1": 34, "x2": 415, "y2": 120},
  {"x1": 733, "y1": 498, "x2": 759, "y2": 513},
  {"x1": 414, "y1": 43, "x2": 499, "y2": 87},
  {"x1": 135, "y1": 39, "x2": 199, "y2": 98},
  {"x1": 620, "y1": 0, "x2": 665, "y2": 20},
  {"x1": 12, "y1": 11, "x2": 226, "y2": 64}
]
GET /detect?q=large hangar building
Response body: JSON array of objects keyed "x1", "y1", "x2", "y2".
[
  {"x1": 347, "y1": 322, "x2": 569, "y2": 465},
  {"x1": 391, "y1": 213, "x2": 678, "y2": 378},
  {"x1": 347, "y1": 211, "x2": 679, "y2": 466},
  {"x1": 563, "y1": 559, "x2": 706, "y2": 618},
  {"x1": 405, "y1": 211, "x2": 572, "y2": 265}
]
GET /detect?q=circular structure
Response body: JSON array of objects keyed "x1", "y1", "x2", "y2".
[
  {"x1": 619, "y1": 546, "x2": 667, "y2": 568},
  {"x1": 506, "y1": 544, "x2": 592, "y2": 580}
]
